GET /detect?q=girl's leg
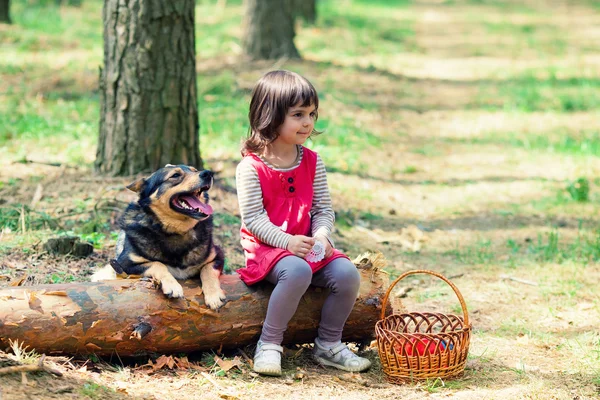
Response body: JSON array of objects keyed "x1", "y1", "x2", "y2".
[
  {"x1": 254, "y1": 256, "x2": 312, "y2": 376},
  {"x1": 310, "y1": 257, "x2": 371, "y2": 372},
  {"x1": 260, "y1": 256, "x2": 313, "y2": 344},
  {"x1": 310, "y1": 257, "x2": 361, "y2": 342}
]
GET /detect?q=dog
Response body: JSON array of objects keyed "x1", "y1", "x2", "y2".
[{"x1": 91, "y1": 164, "x2": 226, "y2": 310}]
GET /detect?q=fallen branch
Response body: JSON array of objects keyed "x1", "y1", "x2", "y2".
[
  {"x1": 12, "y1": 158, "x2": 65, "y2": 168},
  {"x1": 0, "y1": 355, "x2": 63, "y2": 377},
  {"x1": 394, "y1": 286, "x2": 412, "y2": 298},
  {"x1": 500, "y1": 275, "x2": 538, "y2": 286},
  {"x1": 237, "y1": 348, "x2": 253, "y2": 368}
]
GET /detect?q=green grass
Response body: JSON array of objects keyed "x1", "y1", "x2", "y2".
[
  {"x1": 463, "y1": 0, "x2": 537, "y2": 11},
  {"x1": 443, "y1": 129, "x2": 600, "y2": 158},
  {"x1": 0, "y1": 204, "x2": 60, "y2": 232},
  {"x1": 350, "y1": 0, "x2": 413, "y2": 7},
  {"x1": 0, "y1": 201, "x2": 116, "y2": 254},
  {"x1": 79, "y1": 381, "x2": 116, "y2": 399},
  {"x1": 483, "y1": 22, "x2": 538, "y2": 35},
  {"x1": 520, "y1": 187, "x2": 599, "y2": 220},
  {"x1": 47, "y1": 271, "x2": 77, "y2": 284},
  {"x1": 410, "y1": 144, "x2": 443, "y2": 157},
  {"x1": 566, "y1": 178, "x2": 590, "y2": 202},
  {"x1": 441, "y1": 226, "x2": 600, "y2": 268},
  {"x1": 0, "y1": 97, "x2": 98, "y2": 141},
  {"x1": 196, "y1": 0, "x2": 244, "y2": 59},
  {"x1": 446, "y1": 239, "x2": 495, "y2": 266},
  {"x1": 305, "y1": 0, "x2": 418, "y2": 59},
  {"x1": 482, "y1": 72, "x2": 600, "y2": 112},
  {"x1": 198, "y1": 73, "x2": 249, "y2": 159},
  {"x1": 0, "y1": 80, "x2": 99, "y2": 164},
  {"x1": 6, "y1": 1, "x2": 103, "y2": 72},
  {"x1": 213, "y1": 212, "x2": 241, "y2": 228},
  {"x1": 527, "y1": 230, "x2": 600, "y2": 264}
]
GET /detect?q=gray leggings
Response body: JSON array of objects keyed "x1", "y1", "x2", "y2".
[{"x1": 259, "y1": 256, "x2": 361, "y2": 345}]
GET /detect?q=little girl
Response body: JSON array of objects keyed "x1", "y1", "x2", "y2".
[{"x1": 235, "y1": 70, "x2": 371, "y2": 376}]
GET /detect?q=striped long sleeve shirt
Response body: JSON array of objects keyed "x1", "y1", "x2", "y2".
[{"x1": 236, "y1": 146, "x2": 335, "y2": 250}]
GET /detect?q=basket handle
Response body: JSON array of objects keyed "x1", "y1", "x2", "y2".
[{"x1": 379, "y1": 269, "x2": 469, "y2": 326}]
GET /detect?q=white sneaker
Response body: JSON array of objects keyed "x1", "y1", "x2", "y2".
[
  {"x1": 313, "y1": 338, "x2": 371, "y2": 372},
  {"x1": 253, "y1": 341, "x2": 283, "y2": 376}
]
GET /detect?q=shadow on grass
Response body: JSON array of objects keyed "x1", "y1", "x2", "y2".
[
  {"x1": 337, "y1": 210, "x2": 598, "y2": 232},
  {"x1": 193, "y1": 58, "x2": 600, "y2": 114},
  {"x1": 327, "y1": 165, "x2": 563, "y2": 187}
]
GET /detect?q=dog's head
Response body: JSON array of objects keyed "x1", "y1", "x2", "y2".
[{"x1": 127, "y1": 165, "x2": 214, "y2": 231}]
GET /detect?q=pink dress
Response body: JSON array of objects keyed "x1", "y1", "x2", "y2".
[{"x1": 237, "y1": 147, "x2": 348, "y2": 285}]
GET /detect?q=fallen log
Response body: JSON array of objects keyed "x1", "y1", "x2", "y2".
[{"x1": 0, "y1": 262, "x2": 390, "y2": 357}]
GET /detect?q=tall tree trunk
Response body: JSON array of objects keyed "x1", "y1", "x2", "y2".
[
  {"x1": 96, "y1": 0, "x2": 202, "y2": 176},
  {"x1": 294, "y1": 0, "x2": 315, "y2": 24},
  {"x1": 243, "y1": 0, "x2": 300, "y2": 60},
  {"x1": 0, "y1": 0, "x2": 11, "y2": 24},
  {"x1": 0, "y1": 268, "x2": 390, "y2": 357}
]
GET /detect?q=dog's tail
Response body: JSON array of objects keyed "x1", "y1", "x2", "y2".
[{"x1": 90, "y1": 264, "x2": 117, "y2": 281}]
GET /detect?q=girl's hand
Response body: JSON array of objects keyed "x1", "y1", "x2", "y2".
[
  {"x1": 287, "y1": 235, "x2": 316, "y2": 258},
  {"x1": 315, "y1": 236, "x2": 334, "y2": 258}
]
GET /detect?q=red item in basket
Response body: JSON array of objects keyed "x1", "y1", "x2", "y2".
[{"x1": 394, "y1": 337, "x2": 447, "y2": 356}]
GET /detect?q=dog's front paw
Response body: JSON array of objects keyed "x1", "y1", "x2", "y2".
[
  {"x1": 161, "y1": 278, "x2": 185, "y2": 299},
  {"x1": 204, "y1": 288, "x2": 226, "y2": 310}
]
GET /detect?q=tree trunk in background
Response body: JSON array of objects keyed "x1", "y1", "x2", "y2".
[
  {"x1": 0, "y1": 0, "x2": 11, "y2": 24},
  {"x1": 243, "y1": 0, "x2": 300, "y2": 60},
  {"x1": 96, "y1": 0, "x2": 202, "y2": 176},
  {"x1": 0, "y1": 268, "x2": 390, "y2": 357},
  {"x1": 294, "y1": 0, "x2": 316, "y2": 24}
]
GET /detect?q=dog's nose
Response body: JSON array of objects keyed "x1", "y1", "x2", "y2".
[{"x1": 200, "y1": 170, "x2": 214, "y2": 180}]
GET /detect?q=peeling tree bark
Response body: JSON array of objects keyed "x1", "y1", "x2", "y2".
[
  {"x1": 0, "y1": 268, "x2": 390, "y2": 357},
  {"x1": 95, "y1": 0, "x2": 202, "y2": 176}
]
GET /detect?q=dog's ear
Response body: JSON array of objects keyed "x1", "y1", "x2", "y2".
[{"x1": 126, "y1": 178, "x2": 146, "y2": 193}]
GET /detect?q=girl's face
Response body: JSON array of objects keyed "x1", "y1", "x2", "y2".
[{"x1": 273, "y1": 102, "x2": 316, "y2": 147}]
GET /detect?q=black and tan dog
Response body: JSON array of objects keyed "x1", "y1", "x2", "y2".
[{"x1": 91, "y1": 164, "x2": 226, "y2": 310}]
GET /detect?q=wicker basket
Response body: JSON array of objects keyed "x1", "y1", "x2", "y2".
[{"x1": 375, "y1": 270, "x2": 472, "y2": 383}]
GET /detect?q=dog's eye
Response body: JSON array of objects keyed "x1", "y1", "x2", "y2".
[{"x1": 170, "y1": 173, "x2": 182, "y2": 179}]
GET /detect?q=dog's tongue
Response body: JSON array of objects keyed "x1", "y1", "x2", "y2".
[{"x1": 181, "y1": 195, "x2": 213, "y2": 215}]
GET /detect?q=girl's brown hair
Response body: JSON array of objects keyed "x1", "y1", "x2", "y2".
[{"x1": 241, "y1": 70, "x2": 320, "y2": 155}]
